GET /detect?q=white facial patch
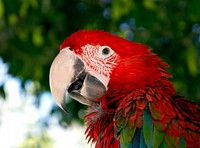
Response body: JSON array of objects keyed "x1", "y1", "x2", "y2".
[{"x1": 79, "y1": 44, "x2": 119, "y2": 89}]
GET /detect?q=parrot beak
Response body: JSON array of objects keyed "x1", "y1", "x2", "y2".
[{"x1": 49, "y1": 47, "x2": 106, "y2": 111}]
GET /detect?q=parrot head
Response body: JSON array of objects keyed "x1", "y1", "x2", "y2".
[{"x1": 49, "y1": 30, "x2": 171, "y2": 111}]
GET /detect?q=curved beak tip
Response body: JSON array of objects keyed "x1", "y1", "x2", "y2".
[
  {"x1": 49, "y1": 48, "x2": 75, "y2": 111},
  {"x1": 60, "y1": 103, "x2": 68, "y2": 113}
]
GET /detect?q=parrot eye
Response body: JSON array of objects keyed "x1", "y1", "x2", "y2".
[
  {"x1": 99, "y1": 46, "x2": 114, "y2": 59},
  {"x1": 102, "y1": 47, "x2": 110, "y2": 55}
]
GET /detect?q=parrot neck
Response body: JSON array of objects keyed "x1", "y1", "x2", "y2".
[{"x1": 84, "y1": 104, "x2": 120, "y2": 148}]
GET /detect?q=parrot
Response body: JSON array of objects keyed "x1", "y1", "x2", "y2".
[{"x1": 49, "y1": 30, "x2": 200, "y2": 148}]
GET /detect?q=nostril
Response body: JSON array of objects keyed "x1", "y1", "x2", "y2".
[{"x1": 68, "y1": 70, "x2": 86, "y2": 93}]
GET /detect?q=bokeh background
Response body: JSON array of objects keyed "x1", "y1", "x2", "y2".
[{"x1": 0, "y1": 0, "x2": 200, "y2": 147}]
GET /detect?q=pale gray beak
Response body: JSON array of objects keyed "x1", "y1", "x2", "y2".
[{"x1": 49, "y1": 47, "x2": 106, "y2": 112}]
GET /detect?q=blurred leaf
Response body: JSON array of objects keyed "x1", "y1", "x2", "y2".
[
  {"x1": 0, "y1": 0, "x2": 4, "y2": 18},
  {"x1": 143, "y1": 0, "x2": 157, "y2": 10},
  {"x1": 186, "y1": 46, "x2": 198, "y2": 76},
  {"x1": 32, "y1": 26, "x2": 44, "y2": 46},
  {"x1": 8, "y1": 13, "x2": 18, "y2": 25},
  {"x1": 112, "y1": 0, "x2": 135, "y2": 22}
]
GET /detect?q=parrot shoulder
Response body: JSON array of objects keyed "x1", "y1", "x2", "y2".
[{"x1": 114, "y1": 88, "x2": 200, "y2": 148}]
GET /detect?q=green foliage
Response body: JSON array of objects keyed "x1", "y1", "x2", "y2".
[{"x1": 0, "y1": 0, "x2": 199, "y2": 125}]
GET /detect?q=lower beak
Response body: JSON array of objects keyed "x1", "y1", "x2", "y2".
[{"x1": 49, "y1": 47, "x2": 106, "y2": 111}]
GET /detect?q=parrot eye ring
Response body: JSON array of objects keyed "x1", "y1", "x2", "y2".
[{"x1": 99, "y1": 46, "x2": 114, "y2": 59}]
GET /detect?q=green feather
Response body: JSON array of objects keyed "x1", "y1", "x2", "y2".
[
  {"x1": 160, "y1": 135, "x2": 186, "y2": 148},
  {"x1": 143, "y1": 109, "x2": 154, "y2": 148},
  {"x1": 148, "y1": 103, "x2": 165, "y2": 131},
  {"x1": 153, "y1": 126, "x2": 164, "y2": 147},
  {"x1": 120, "y1": 123, "x2": 136, "y2": 148},
  {"x1": 140, "y1": 128, "x2": 147, "y2": 148},
  {"x1": 116, "y1": 114, "x2": 126, "y2": 133},
  {"x1": 143, "y1": 109, "x2": 164, "y2": 148},
  {"x1": 164, "y1": 134, "x2": 178, "y2": 147},
  {"x1": 178, "y1": 135, "x2": 186, "y2": 148},
  {"x1": 149, "y1": 103, "x2": 161, "y2": 120},
  {"x1": 160, "y1": 137, "x2": 168, "y2": 148}
]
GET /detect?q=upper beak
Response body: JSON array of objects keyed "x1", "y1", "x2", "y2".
[{"x1": 49, "y1": 47, "x2": 106, "y2": 112}]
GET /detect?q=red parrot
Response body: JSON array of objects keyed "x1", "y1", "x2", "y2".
[{"x1": 49, "y1": 30, "x2": 200, "y2": 148}]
